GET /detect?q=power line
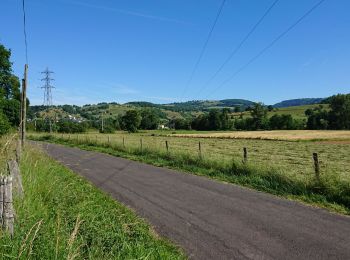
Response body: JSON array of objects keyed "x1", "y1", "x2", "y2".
[
  {"x1": 197, "y1": 0, "x2": 279, "y2": 97},
  {"x1": 205, "y1": 0, "x2": 326, "y2": 99},
  {"x1": 22, "y1": 0, "x2": 28, "y2": 64},
  {"x1": 180, "y1": 0, "x2": 226, "y2": 101}
]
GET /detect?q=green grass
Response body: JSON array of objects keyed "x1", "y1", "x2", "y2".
[
  {"x1": 0, "y1": 133, "x2": 18, "y2": 175},
  {"x1": 35, "y1": 131, "x2": 350, "y2": 184},
  {"x1": 0, "y1": 145, "x2": 185, "y2": 259},
  {"x1": 30, "y1": 133, "x2": 350, "y2": 215}
]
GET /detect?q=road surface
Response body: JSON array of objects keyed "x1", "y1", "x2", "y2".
[{"x1": 39, "y1": 142, "x2": 350, "y2": 260}]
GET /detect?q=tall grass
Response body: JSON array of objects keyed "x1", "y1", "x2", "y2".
[
  {"x1": 30, "y1": 131, "x2": 350, "y2": 183},
  {"x1": 31, "y1": 134, "x2": 350, "y2": 215},
  {"x1": 0, "y1": 133, "x2": 19, "y2": 178},
  {"x1": 0, "y1": 145, "x2": 185, "y2": 259}
]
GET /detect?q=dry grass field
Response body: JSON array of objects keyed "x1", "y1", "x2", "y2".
[
  {"x1": 31, "y1": 130, "x2": 350, "y2": 184},
  {"x1": 170, "y1": 130, "x2": 350, "y2": 141}
]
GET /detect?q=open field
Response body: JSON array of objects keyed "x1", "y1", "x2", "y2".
[
  {"x1": 0, "y1": 143, "x2": 185, "y2": 259},
  {"x1": 169, "y1": 130, "x2": 350, "y2": 141},
  {"x1": 30, "y1": 131, "x2": 350, "y2": 183}
]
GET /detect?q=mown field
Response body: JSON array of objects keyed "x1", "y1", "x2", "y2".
[
  {"x1": 170, "y1": 130, "x2": 350, "y2": 141},
  {"x1": 0, "y1": 136, "x2": 185, "y2": 259},
  {"x1": 32, "y1": 130, "x2": 350, "y2": 183}
]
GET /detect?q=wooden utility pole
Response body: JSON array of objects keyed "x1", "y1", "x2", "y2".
[{"x1": 20, "y1": 64, "x2": 28, "y2": 148}]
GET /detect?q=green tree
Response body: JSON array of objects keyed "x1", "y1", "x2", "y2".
[
  {"x1": 170, "y1": 118, "x2": 191, "y2": 130},
  {"x1": 0, "y1": 111, "x2": 10, "y2": 136},
  {"x1": 208, "y1": 109, "x2": 222, "y2": 130},
  {"x1": 250, "y1": 103, "x2": 268, "y2": 130},
  {"x1": 269, "y1": 114, "x2": 298, "y2": 130},
  {"x1": 100, "y1": 118, "x2": 116, "y2": 133},
  {"x1": 122, "y1": 110, "x2": 141, "y2": 133},
  {"x1": 220, "y1": 108, "x2": 232, "y2": 130},
  {"x1": 328, "y1": 94, "x2": 350, "y2": 129},
  {"x1": 0, "y1": 44, "x2": 12, "y2": 99},
  {"x1": 305, "y1": 105, "x2": 329, "y2": 130},
  {"x1": 140, "y1": 108, "x2": 160, "y2": 130},
  {"x1": 0, "y1": 43, "x2": 22, "y2": 134}
]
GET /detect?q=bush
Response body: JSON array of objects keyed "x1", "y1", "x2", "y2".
[
  {"x1": 57, "y1": 120, "x2": 87, "y2": 133},
  {"x1": 99, "y1": 124, "x2": 115, "y2": 134},
  {"x1": 122, "y1": 110, "x2": 141, "y2": 133},
  {"x1": 0, "y1": 112, "x2": 10, "y2": 136}
]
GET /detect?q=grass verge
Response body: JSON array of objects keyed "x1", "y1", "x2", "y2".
[
  {"x1": 30, "y1": 135, "x2": 350, "y2": 215},
  {"x1": 0, "y1": 145, "x2": 185, "y2": 259}
]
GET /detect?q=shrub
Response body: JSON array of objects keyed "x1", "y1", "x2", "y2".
[{"x1": 0, "y1": 112, "x2": 10, "y2": 136}]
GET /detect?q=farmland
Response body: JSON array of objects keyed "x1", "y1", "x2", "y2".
[
  {"x1": 170, "y1": 129, "x2": 350, "y2": 141},
  {"x1": 30, "y1": 130, "x2": 350, "y2": 183}
]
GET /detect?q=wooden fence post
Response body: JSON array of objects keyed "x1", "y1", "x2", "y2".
[
  {"x1": 243, "y1": 147, "x2": 247, "y2": 163},
  {"x1": 165, "y1": 140, "x2": 169, "y2": 153},
  {"x1": 123, "y1": 137, "x2": 125, "y2": 148},
  {"x1": 8, "y1": 160, "x2": 23, "y2": 198},
  {"x1": 313, "y1": 153, "x2": 320, "y2": 181},
  {"x1": 0, "y1": 176, "x2": 4, "y2": 226},
  {"x1": 16, "y1": 140, "x2": 21, "y2": 164},
  {"x1": 140, "y1": 138, "x2": 143, "y2": 152},
  {"x1": 198, "y1": 141, "x2": 202, "y2": 159},
  {"x1": 4, "y1": 176, "x2": 14, "y2": 237}
]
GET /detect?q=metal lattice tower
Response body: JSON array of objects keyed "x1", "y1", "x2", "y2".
[{"x1": 41, "y1": 67, "x2": 54, "y2": 106}]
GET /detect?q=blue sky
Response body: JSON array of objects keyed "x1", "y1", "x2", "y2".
[{"x1": 1, "y1": 0, "x2": 349, "y2": 105}]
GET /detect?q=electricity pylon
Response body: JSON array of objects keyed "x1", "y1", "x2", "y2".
[{"x1": 41, "y1": 67, "x2": 55, "y2": 132}]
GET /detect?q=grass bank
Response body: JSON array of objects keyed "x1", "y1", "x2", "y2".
[
  {"x1": 31, "y1": 134, "x2": 350, "y2": 215},
  {"x1": 0, "y1": 145, "x2": 185, "y2": 259}
]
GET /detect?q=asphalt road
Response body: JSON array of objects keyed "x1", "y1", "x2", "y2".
[{"x1": 40, "y1": 142, "x2": 350, "y2": 260}]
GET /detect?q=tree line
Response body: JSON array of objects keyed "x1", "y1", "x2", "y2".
[
  {"x1": 29, "y1": 94, "x2": 350, "y2": 133},
  {"x1": 30, "y1": 107, "x2": 163, "y2": 133},
  {"x1": 170, "y1": 96, "x2": 350, "y2": 131},
  {"x1": 305, "y1": 94, "x2": 350, "y2": 130},
  {"x1": 0, "y1": 43, "x2": 23, "y2": 136}
]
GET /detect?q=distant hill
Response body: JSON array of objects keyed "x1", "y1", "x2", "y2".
[
  {"x1": 125, "y1": 99, "x2": 255, "y2": 112},
  {"x1": 273, "y1": 98, "x2": 324, "y2": 108},
  {"x1": 29, "y1": 97, "x2": 331, "y2": 122},
  {"x1": 163, "y1": 99, "x2": 255, "y2": 112}
]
